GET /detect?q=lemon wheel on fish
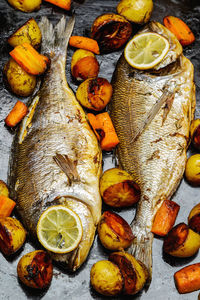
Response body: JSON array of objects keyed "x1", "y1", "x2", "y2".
[
  {"x1": 37, "y1": 205, "x2": 83, "y2": 254},
  {"x1": 124, "y1": 32, "x2": 170, "y2": 70}
]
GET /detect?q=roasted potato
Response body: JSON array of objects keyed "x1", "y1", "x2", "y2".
[
  {"x1": 76, "y1": 77, "x2": 112, "y2": 111},
  {"x1": 0, "y1": 217, "x2": 26, "y2": 256},
  {"x1": 17, "y1": 250, "x2": 53, "y2": 289},
  {"x1": 4, "y1": 58, "x2": 37, "y2": 97},
  {"x1": 90, "y1": 260, "x2": 123, "y2": 296},
  {"x1": 117, "y1": 0, "x2": 153, "y2": 24},
  {"x1": 109, "y1": 251, "x2": 148, "y2": 295},
  {"x1": 190, "y1": 119, "x2": 200, "y2": 150},
  {"x1": 98, "y1": 211, "x2": 134, "y2": 251},
  {"x1": 91, "y1": 13, "x2": 132, "y2": 53},
  {"x1": 188, "y1": 203, "x2": 200, "y2": 234},
  {"x1": 8, "y1": 18, "x2": 42, "y2": 49},
  {"x1": 71, "y1": 49, "x2": 99, "y2": 81},
  {"x1": 163, "y1": 223, "x2": 200, "y2": 258},
  {"x1": 7, "y1": 0, "x2": 41, "y2": 12},
  {"x1": 100, "y1": 168, "x2": 140, "y2": 207},
  {"x1": 0, "y1": 180, "x2": 9, "y2": 197},
  {"x1": 185, "y1": 154, "x2": 200, "y2": 186}
]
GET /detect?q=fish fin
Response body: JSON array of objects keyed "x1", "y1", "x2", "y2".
[
  {"x1": 128, "y1": 222, "x2": 153, "y2": 285},
  {"x1": 39, "y1": 15, "x2": 75, "y2": 56},
  {"x1": 53, "y1": 153, "x2": 80, "y2": 185}
]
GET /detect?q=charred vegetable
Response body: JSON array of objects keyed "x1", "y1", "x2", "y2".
[
  {"x1": 0, "y1": 180, "x2": 9, "y2": 197},
  {"x1": 8, "y1": 18, "x2": 42, "y2": 49},
  {"x1": 4, "y1": 58, "x2": 37, "y2": 97},
  {"x1": 185, "y1": 154, "x2": 200, "y2": 186},
  {"x1": 163, "y1": 223, "x2": 200, "y2": 257},
  {"x1": 7, "y1": 0, "x2": 41, "y2": 12},
  {"x1": 117, "y1": 0, "x2": 153, "y2": 24},
  {"x1": 188, "y1": 203, "x2": 200, "y2": 234},
  {"x1": 0, "y1": 217, "x2": 26, "y2": 255},
  {"x1": 90, "y1": 260, "x2": 123, "y2": 296},
  {"x1": 76, "y1": 77, "x2": 112, "y2": 111},
  {"x1": 98, "y1": 211, "x2": 134, "y2": 251},
  {"x1": 91, "y1": 13, "x2": 132, "y2": 53},
  {"x1": 174, "y1": 263, "x2": 200, "y2": 294},
  {"x1": 109, "y1": 252, "x2": 148, "y2": 295},
  {"x1": 71, "y1": 49, "x2": 99, "y2": 81},
  {"x1": 100, "y1": 168, "x2": 140, "y2": 207},
  {"x1": 17, "y1": 250, "x2": 53, "y2": 289},
  {"x1": 190, "y1": 119, "x2": 200, "y2": 150}
]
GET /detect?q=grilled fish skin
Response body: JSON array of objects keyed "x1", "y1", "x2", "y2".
[
  {"x1": 110, "y1": 21, "x2": 195, "y2": 281},
  {"x1": 8, "y1": 16, "x2": 102, "y2": 271}
]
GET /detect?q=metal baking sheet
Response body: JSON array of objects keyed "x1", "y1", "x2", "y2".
[{"x1": 0, "y1": 0, "x2": 200, "y2": 299}]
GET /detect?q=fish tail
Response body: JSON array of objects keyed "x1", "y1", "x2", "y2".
[
  {"x1": 39, "y1": 15, "x2": 75, "y2": 56},
  {"x1": 129, "y1": 221, "x2": 153, "y2": 284}
]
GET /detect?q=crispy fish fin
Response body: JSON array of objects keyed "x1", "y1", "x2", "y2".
[{"x1": 53, "y1": 153, "x2": 80, "y2": 185}]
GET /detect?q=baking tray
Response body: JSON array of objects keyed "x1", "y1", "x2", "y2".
[{"x1": 0, "y1": 0, "x2": 200, "y2": 299}]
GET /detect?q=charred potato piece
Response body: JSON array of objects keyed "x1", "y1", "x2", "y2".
[
  {"x1": 190, "y1": 119, "x2": 200, "y2": 150},
  {"x1": 188, "y1": 203, "x2": 200, "y2": 234},
  {"x1": 98, "y1": 211, "x2": 134, "y2": 251},
  {"x1": 185, "y1": 154, "x2": 200, "y2": 186},
  {"x1": 4, "y1": 58, "x2": 37, "y2": 97},
  {"x1": 109, "y1": 251, "x2": 148, "y2": 295},
  {"x1": 8, "y1": 18, "x2": 42, "y2": 49},
  {"x1": 100, "y1": 168, "x2": 140, "y2": 207},
  {"x1": 163, "y1": 223, "x2": 200, "y2": 257},
  {"x1": 0, "y1": 180, "x2": 9, "y2": 197},
  {"x1": 71, "y1": 49, "x2": 99, "y2": 81},
  {"x1": 90, "y1": 260, "x2": 123, "y2": 296},
  {"x1": 91, "y1": 13, "x2": 132, "y2": 53},
  {"x1": 76, "y1": 77, "x2": 112, "y2": 111},
  {"x1": 17, "y1": 250, "x2": 53, "y2": 289},
  {"x1": 7, "y1": 0, "x2": 41, "y2": 12},
  {"x1": 0, "y1": 217, "x2": 26, "y2": 256}
]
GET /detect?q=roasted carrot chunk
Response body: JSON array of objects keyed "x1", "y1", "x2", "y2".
[
  {"x1": 174, "y1": 263, "x2": 200, "y2": 294},
  {"x1": 44, "y1": 0, "x2": 71, "y2": 10},
  {"x1": 163, "y1": 16, "x2": 195, "y2": 46},
  {"x1": 5, "y1": 101, "x2": 28, "y2": 127},
  {"x1": 0, "y1": 195, "x2": 16, "y2": 217},
  {"x1": 69, "y1": 36, "x2": 100, "y2": 54},
  {"x1": 10, "y1": 43, "x2": 49, "y2": 75},
  {"x1": 87, "y1": 112, "x2": 119, "y2": 151},
  {"x1": 151, "y1": 199, "x2": 180, "y2": 236}
]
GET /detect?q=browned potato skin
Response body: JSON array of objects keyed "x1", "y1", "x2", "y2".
[
  {"x1": 4, "y1": 58, "x2": 37, "y2": 97},
  {"x1": 188, "y1": 203, "x2": 200, "y2": 234},
  {"x1": 17, "y1": 250, "x2": 53, "y2": 289},
  {"x1": 91, "y1": 13, "x2": 132, "y2": 53},
  {"x1": 0, "y1": 180, "x2": 9, "y2": 197}
]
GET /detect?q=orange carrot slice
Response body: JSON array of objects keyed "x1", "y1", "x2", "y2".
[
  {"x1": 69, "y1": 36, "x2": 100, "y2": 54},
  {"x1": 0, "y1": 195, "x2": 16, "y2": 218},
  {"x1": 44, "y1": 0, "x2": 71, "y2": 10},
  {"x1": 174, "y1": 263, "x2": 200, "y2": 294},
  {"x1": 5, "y1": 101, "x2": 28, "y2": 128}
]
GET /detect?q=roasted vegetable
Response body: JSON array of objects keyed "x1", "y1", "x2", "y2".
[
  {"x1": 99, "y1": 168, "x2": 140, "y2": 207},
  {"x1": 44, "y1": 0, "x2": 71, "y2": 10},
  {"x1": 0, "y1": 180, "x2": 9, "y2": 197},
  {"x1": 174, "y1": 263, "x2": 200, "y2": 294},
  {"x1": 17, "y1": 250, "x2": 53, "y2": 289},
  {"x1": 117, "y1": 0, "x2": 153, "y2": 24},
  {"x1": 87, "y1": 113, "x2": 120, "y2": 151},
  {"x1": 163, "y1": 223, "x2": 200, "y2": 257},
  {"x1": 90, "y1": 260, "x2": 123, "y2": 296},
  {"x1": 98, "y1": 211, "x2": 134, "y2": 251},
  {"x1": 190, "y1": 119, "x2": 200, "y2": 150},
  {"x1": 151, "y1": 199, "x2": 180, "y2": 236},
  {"x1": 188, "y1": 203, "x2": 200, "y2": 234},
  {"x1": 91, "y1": 13, "x2": 132, "y2": 53},
  {"x1": 8, "y1": 18, "x2": 42, "y2": 49},
  {"x1": 5, "y1": 101, "x2": 28, "y2": 128},
  {"x1": 76, "y1": 77, "x2": 112, "y2": 111},
  {"x1": 0, "y1": 217, "x2": 26, "y2": 255},
  {"x1": 4, "y1": 58, "x2": 37, "y2": 97},
  {"x1": 109, "y1": 252, "x2": 148, "y2": 295},
  {"x1": 71, "y1": 49, "x2": 99, "y2": 81},
  {"x1": 163, "y1": 16, "x2": 195, "y2": 46},
  {"x1": 69, "y1": 36, "x2": 100, "y2": 54},
  {"x1": 0, "y1": 195, "x2": 16, "y2": 217},
  {"x1": 7, "y1": 0, "x2": 41, "y2": 12},
  {"x1": 185, "y1": 154, "x2": 200, "y2": 186}
]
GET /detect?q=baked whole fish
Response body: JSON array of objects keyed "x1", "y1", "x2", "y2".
[
  {"x1": 8, "y1": 16, "x2": 102, "y2": 271},
  {"x1": 110, "y1": 21, "x2": 195, "y2": 280}
]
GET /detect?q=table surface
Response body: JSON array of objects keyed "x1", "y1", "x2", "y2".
[{"x1": 0, "y1": 0, "x2": 200, "y2": 299}]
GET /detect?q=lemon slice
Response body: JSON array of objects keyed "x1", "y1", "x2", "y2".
[
  {"x1": 124, "y1": 32, "x2": 170, "y2": 70},
  {"x1": 37, "y1": 205, "x2": 83, "y2": 254}
]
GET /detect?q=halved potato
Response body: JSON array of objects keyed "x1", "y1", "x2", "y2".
[
  {"x1": 0, "y1": 180, "x2": 9, "y2": 197},
  {"x1": 7, "y1": 0, "x2": 41, "y2": 12},
  {"x1": 188, "y1": 203, "x2": 200, "y2": 234}
]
